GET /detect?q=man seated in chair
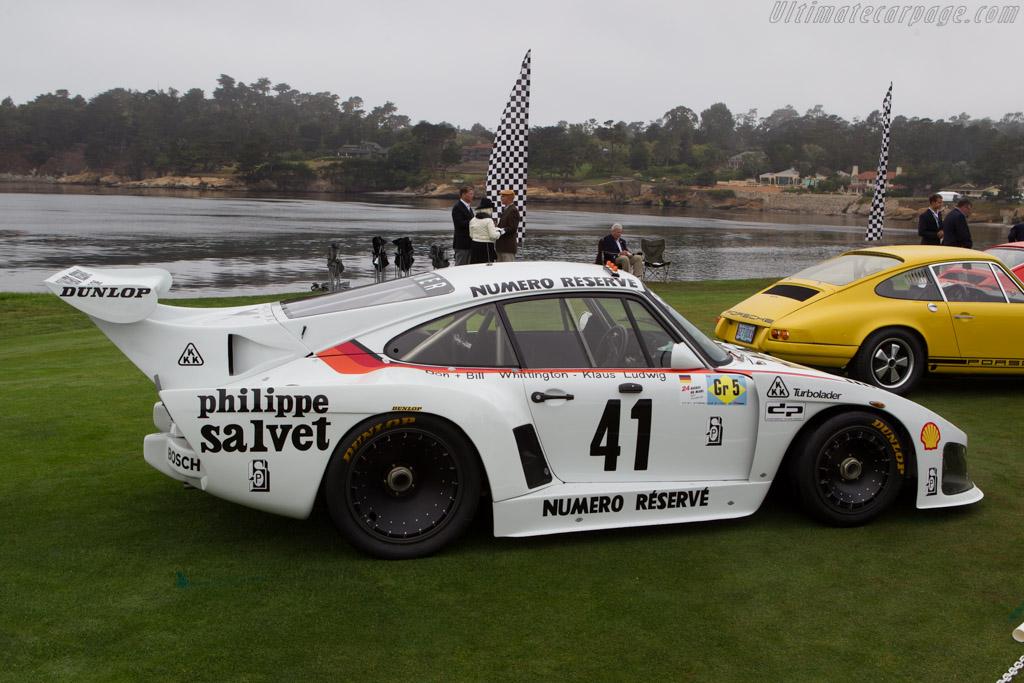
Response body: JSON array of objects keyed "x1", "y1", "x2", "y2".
[{"x1": 600, "y1": 223, "x2": 643, "y2": 276}]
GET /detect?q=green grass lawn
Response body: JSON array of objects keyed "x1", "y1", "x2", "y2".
[{"x1": 2, "y1": 284, "x2": 1022, "y2": 681}]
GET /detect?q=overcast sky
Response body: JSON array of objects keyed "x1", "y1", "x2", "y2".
[{"x1": 3, "y1": 0, "x2": 1020, "y2": 129}]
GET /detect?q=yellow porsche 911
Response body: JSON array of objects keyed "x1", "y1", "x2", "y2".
[{"x1": 715, "y1": 245, "x2": 1024, "y2": 394}]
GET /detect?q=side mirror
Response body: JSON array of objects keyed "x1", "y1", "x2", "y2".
[{"x1": 669, "y1": 342, "x2": 705, "y2": 370}]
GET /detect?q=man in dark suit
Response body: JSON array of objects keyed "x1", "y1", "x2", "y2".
[
  {"x1": 941, "y1": 199, "x2": 973, "y2": 249},
  {"x1": 600, "y1": 223, "x2": 643, "y2": 276},
  {"x1": 917, "y1": 193, "x2": 944, "y2": 245},
  {"x1": 1008, "y1": 222, "x2": 1024, "y2": 242},
  {"x1": 494, "y1": 189, "x2": 520, "y2": 262},
  {"x1": 451, "y1": 186, "x2": 474, "y2": 265}
]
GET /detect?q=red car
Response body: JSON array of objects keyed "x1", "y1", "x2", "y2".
[{"x1": 986, "y1": 243, "x2": 1024, "y2": 281}]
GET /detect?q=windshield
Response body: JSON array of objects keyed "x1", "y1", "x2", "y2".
[
  {"x1": 645, "y1": 289, "x2": 731, "y2": 366},
  {"x1": 987, "y1": 248, "x2": 1024, "y2": 270},
  {"x1": 790, "y1": 253, "x2": 902, "y2": 286}
]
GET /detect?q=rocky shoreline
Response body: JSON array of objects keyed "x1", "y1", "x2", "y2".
[{"x1": 2, "y1": 172, "x2": 1018, "y2": 224}]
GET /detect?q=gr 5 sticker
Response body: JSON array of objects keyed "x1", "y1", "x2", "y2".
[{"x1": 707, "y1": 375, "x2": 747, "y2": 406}]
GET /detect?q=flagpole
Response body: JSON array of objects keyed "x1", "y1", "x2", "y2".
[
  {"x1": 865, "y1": 83, "x2": 893, "y2": 242},
  {"x1": 486, "y1": 50, "x2": 531, "y2": 246}
]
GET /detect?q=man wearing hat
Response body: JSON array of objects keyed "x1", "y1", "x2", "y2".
[{"x1": 494, "y1": 189, "x2": 520, "y2": 262}]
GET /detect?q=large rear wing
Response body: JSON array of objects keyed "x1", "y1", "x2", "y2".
[{"x1": 44, "y1": 266, "x2": 173, "y2": 324}]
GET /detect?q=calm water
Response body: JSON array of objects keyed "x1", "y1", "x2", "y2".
[{"x1": 0, "y1": 187, "x2": 1010, "y2": 297}]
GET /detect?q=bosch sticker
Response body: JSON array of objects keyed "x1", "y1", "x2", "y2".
[
  {"x1": 705, "y1": 416, "x2": 723, "y2": 446},
  {"x1": 249, "y1": 459, "x2": 270, "y2": 492}
]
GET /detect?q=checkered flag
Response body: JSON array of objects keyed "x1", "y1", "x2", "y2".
[
  {"x1": 865, "y1": 83, "x2": 892, "y2": 242},
  {"x1": 486, "y1": 50, "x2": 530, "y2": 244}
]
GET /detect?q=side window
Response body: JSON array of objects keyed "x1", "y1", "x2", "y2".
[
  {"x1": 933, "y1": 262, "x2": 1009, "y2": 303},
  {"x1": 994, "y1": 265, "x2": 1024, "y2": 303},
  {"x1": 385, "y1": 303, "x2": 517, "y2": 367},
  {"x1": 501, "y1": 295, "x2": 673, "y2": 369},
  {"x1": 501, "y1": 298, "x2": 590, "y2": 368},
  {"x1": 874, "y1": 266, "x2": 941, "y2": 301},
  {"x1": 624, "y1": 299, "x2": 675, "y2": 367}
]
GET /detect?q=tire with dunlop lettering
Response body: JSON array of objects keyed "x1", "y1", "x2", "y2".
[
  {"x1": 789, "y1": 411, "x2": 904, "y2": 527},
  {"x1": 324, "y1": 413, "x2": 482, "y2": 559}
]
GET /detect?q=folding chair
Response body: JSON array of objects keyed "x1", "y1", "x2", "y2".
[
  {"x1": 640, "y1": 238, "x2": 671, "y2": 282},
  {"x1": 371, "y1": 236, "x2": 389, "y2": 283},
  {"x1": 430, "y1": 244, "x2": 450, "y2": 269},
  {"x1": 326, "y1": 242, "x2": 346, "y2": 292},
  {"x1": 393, "y1": 237, "x2": 414, "y2": 278}
]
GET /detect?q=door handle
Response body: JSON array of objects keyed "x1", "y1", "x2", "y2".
[
  {"x1": 531, "y1": 391, "x2": 575, "y2": 403},
  {"x1": 954, "y1": 314, "x2": 974, "y2": 320},
  {"x1": 618, "y1": 383, "x2": 643, "y2": 393}
]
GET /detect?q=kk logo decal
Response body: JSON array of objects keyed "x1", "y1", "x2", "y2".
[
  {"x1": 920, "y1": 422, "x2": 940, "y2": 450},
  {"x1": 249, "y1": 459, "x2": 270, "y2": 492},
  {"x1": 767, "y1": 376, "x2": 790, "y2": 398},
  {"x1": 705, "y1": 416, "x2": 723, "y2": 446},
  {"x1": 178, "y1": 343, "x2": 204, "y2": 366},
  {"x1": 708, "y1": 375, "x2": 747, "y2": 406}
]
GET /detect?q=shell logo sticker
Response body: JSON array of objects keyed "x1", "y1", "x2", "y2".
[{"x1": 920, "y1": 422, "x2": 941, "y2": 450}]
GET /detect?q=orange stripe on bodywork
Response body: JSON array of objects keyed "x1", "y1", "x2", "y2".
[{"x1": 317, "y1": 341, "x2": 388, "y2": 374}]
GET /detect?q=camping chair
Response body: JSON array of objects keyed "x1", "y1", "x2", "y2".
[
  {"x1": 371, "y1": 236, "x2": 389, "y2": 283},
  {"x1": 326, "y1": 242, "x2": 346, "y2": 292},
  {"x1": 430, "y1": 244, "x2": 450, "y2": 269},
  {"x1": 393, "y1": 237, "x2": 414, "y2": 278},
  {"x1": 595, "y1": 239, "x2": 605, "y2": 265},
  {"x1": 640, "y1": 238, "x2": 671, "y2": 282}
]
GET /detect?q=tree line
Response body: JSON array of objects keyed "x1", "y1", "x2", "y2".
[{"x1": 1, "y1": 74, "x2": 1022, "y2": 195}]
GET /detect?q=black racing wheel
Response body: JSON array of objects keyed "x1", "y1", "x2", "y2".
[
  {"x1": 325, "y1": 413, "x2": 481, "y2": 559},
  {"x1": 789, "y1": 411, "x2": 905, "y2": 526}
]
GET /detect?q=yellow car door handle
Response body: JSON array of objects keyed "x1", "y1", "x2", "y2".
[{"x1": 954, "y1": 314, "x2": 974, "y2": 320}]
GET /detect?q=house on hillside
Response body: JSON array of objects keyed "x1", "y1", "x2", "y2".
[
  {"x1": 759, "y1": 168, "x2": 801, "y2": 186},
  {"x1": 801, "y1": 173, "x2": 828, "y2": 188},
  {"x1": 848, "y1": 165, "x2": 904, "y2": 193},
  {"x1": 941, "y1": 183, "x2": 1001, "y2": 198},
  {"x1": 461, "y1": 143, "x2": 493, "y2": 162},
  {"x1": 727, "y1": 151, "x2": 765, "y2": 170},
  {"x1": 338, "y1": 141, "x2": 387, "y2": 159}
]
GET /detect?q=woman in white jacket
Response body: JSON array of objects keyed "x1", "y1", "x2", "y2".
[{"x1": 469, "y1": 197, "x2": 504, "y2": 264}]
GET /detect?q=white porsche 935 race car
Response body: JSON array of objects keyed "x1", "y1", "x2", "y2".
[{"x1": 46, "y1": 262, "x2": 982, "y2": 559}]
